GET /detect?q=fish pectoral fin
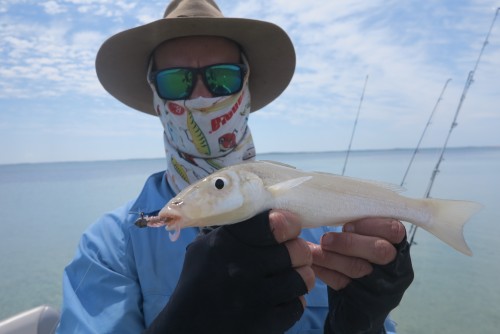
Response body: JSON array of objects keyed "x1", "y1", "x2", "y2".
[{"x1": 267, "y1": 176, "x2": 312, "y2": 197}]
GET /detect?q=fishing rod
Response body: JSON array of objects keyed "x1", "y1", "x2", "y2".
[
  {"x1": 342, "y1": 75, "x2": 369, "y2": 176},
  {"x1": 400, "y1": 78, "x2": 451, "y2": 188},
  {"x1": 404, "y1": 78, "x2": 451, "y2": 240},
  {"x1": 409, "y1": 7, "x2": 500, "y2": 247}
]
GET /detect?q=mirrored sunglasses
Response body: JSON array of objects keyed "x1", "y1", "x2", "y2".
[{"x1": 150, "y1": 63, "x2": 247, "y2": 101}]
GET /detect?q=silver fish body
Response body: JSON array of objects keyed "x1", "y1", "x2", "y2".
[{"x1": 153, "y1": 161, "x2": 482, "y2": 255}]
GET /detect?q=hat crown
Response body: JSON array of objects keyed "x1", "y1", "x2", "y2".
[{"x1": 164, "y1": 0, "x2": 223, "y2": 19}]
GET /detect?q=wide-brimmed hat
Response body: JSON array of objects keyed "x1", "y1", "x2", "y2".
[{"x1": 95, "y1": 0, "x2": 296, "y2": 116}]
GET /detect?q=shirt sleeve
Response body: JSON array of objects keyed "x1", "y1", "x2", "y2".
[{"x1": 56, "y1": 205, "x2": 145, "y2": 333}]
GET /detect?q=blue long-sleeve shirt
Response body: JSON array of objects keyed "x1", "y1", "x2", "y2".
[{"x1": 57, "y1": 171, "x2": 396, "y2": 333}]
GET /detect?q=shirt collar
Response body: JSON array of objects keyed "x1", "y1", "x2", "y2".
[{"x1": 129, "y1": 171, "x2": 175, "y2": 216}]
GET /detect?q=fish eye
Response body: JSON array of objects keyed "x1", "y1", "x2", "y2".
[{"x1": 214, "y1": 178, "x2": 225, "y2": 190}]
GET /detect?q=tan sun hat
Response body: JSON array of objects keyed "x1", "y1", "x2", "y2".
[{"x1": 95, "y1": 0, "x2": 296, "y2": 116}]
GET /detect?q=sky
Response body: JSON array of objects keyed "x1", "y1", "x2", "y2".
[{"x1": 0, "y1": 0, "x2": 499, "y2": 165}]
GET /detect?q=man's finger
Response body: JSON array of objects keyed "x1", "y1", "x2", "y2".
[
  {"x1": 343, "y1": 218, "x2": 406, "y2": 244},
  {"x1": 312, "y1": 264, "x2": 351, "y2": 290},
  {"x1": 286, "y1": 238, "x2": 312, "y2": 268},
  {"x1": 320, "y1": 232, "x2": 397, "y2": 265},
  {"x1": 269, "y1": 209, "x2": 302, "y2": 243},
  {"x1": 309, "y1": 242, "x2": 372, "y2": 278}
]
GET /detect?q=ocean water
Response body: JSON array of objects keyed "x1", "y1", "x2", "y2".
[{"x1": 0, "y1": 147, "x2": 499, "y2": 333}]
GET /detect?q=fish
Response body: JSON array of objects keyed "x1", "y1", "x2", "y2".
[
  {"x1": 186, "y1": 110, "x2": 211, "y2": 156},
  {"x1": 140, "y1": 160, "x2": 482, "y2": 255}
]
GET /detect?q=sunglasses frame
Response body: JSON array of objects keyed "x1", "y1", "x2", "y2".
[{"x1": 149, "y1": 63, "x2": 248, "y2": 101}]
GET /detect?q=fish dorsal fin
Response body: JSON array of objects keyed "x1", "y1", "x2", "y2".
[
  {"x1": 354, "y1": 177, "x2": 405, "y2": 193},
  {"x1": 374, "y1": 180, "x2": 405, "y2": 193},
  {"x1": 312, "y1": 170, "x2": 405, "y2": 193},
  {"x1": 259, "y1": 160, "x2": 297, "y2": 169},
  {"x1": 267, "y1": 176, "x2": 312, "y2": 197}
]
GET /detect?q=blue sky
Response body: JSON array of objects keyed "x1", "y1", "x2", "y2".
[{"x1": 0, "y1": 0, "x2": 499, "y2": 164}]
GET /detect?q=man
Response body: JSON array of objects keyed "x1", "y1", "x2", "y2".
[{"x1": 57, "y1": 1, "x2": 413, "y2": 333}]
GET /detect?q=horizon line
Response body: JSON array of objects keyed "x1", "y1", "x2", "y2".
[{"x1": 2, "y1": 145, "x2": 499, "y2": 167}]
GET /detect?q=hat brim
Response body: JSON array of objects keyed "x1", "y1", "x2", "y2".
[{"x1": 95, "y1": 17, "x2": 296, "y2": 115}]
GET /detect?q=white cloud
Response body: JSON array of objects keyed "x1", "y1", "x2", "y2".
[
  {"x1": 41, "y1": 0, "x2": 66, "y2": 15},
  {"x1": 0, "y1": 9, "x2": 111, "y2": 98}
]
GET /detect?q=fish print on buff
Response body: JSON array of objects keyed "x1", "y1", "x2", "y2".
[{"x1": 148, "y1": 68, "x2": 255, "y2": 194}]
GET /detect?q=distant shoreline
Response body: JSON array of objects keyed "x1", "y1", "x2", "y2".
[
  {"x1": 259, "y1": 145, "x2": 500, "y2": 156},
  {"x1": 2, "y1": 145, "x2": 499, "y2": 167}
]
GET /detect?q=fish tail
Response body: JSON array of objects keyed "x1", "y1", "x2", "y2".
[{"x1": 421, "y1": 199, "x2": 482, "y2": 256}]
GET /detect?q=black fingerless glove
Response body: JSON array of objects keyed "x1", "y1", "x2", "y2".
[
  {"x1": 144, "y1": 211, "x2": 307, "y2": 334},
  {"x1": 324, "y1": 236, "x2": 414, "y2": 334}
]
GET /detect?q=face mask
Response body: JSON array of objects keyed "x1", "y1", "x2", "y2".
[
  {"x1": 158, "y1": 89, "x2": 251, "y2": 158},
  {"x1": 148, "y1": 60, "x2": 256, "y2": 194}
]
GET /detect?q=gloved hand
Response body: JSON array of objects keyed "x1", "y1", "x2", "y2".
[
  {"x1": 324, "y1": 235, "x2": 414, "y2": 334},
  {"x1": 144, "y1": 211, "x2": 310, "y2": 334}
]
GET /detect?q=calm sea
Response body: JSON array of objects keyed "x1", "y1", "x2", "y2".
[{"x1": 0, "y1": 147, "x2": 499, "y2": 333}]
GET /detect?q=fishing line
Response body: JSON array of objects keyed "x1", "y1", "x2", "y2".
[
  {"x1": 73, "y1": 249, "x2": 100, "y2": 295},
  {"x1": 342, "y1": 75, "x2": 369, "y2": 176},
  {"x1": 409, "y1": 7, "x2": 500, "y2": 247},
  {"x1": 400, "y1": 78, "x2": 451, "y2": 188},
  {"x1": 74, "y1": 210, "x2": 144, "y2": 295},
  {"x1": 403, "y1": 78, "x2": 451, "y2": 241}
]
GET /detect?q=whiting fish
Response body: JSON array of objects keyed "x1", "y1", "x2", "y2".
[{"x1": 140, "y1": 161, "x2": 482, "y2": 255}]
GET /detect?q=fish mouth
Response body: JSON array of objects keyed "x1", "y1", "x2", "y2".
[
  {"x1": 162, "y1": 214, "x2": 182, "y2": 242},
  {"x1": 135, "y1": 213, "x2": 183, "y2": 242},
  {"x1": 158, "y1": 206, "x2": 185, "y2": 241},
  {"x1": 134, "y1": 214, "x2": 177, "y2": 227}
]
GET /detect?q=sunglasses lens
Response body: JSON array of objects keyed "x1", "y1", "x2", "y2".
[
  {"x1": 205, "y1": 64, "x2": 244, "y2": 96},
  {"x1": 155, "y1": 69, "x2": 193, "y2": 100},
  {"x1": 153, "y1": 64, "x2": 245, "y2": 100}
]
